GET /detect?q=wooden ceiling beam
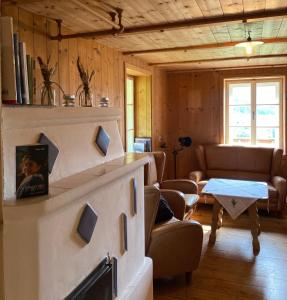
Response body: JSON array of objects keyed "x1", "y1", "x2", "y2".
[
  {"x1": 167, "y1": 63, "x2": 287, "y2": 73},
  {"x1": 2, "y1": 0, "x2": 40, "y2": 4},
  {"x1": 149, "y1": 54, "x2": 287, "y2": 66},
  {"x1": 50, "y1": 7, "x2": 287, "y2": 40},
  {"x1": 123, "y1": 37, "x2": 287, "y2": 55}
]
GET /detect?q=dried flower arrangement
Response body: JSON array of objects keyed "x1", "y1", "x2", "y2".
[
  {"x1": 38, "y1": 56, "x2": 63, "y2": 106},
  {"x1": 76, "y1": 57, "x2": 95, "y2": 107}
]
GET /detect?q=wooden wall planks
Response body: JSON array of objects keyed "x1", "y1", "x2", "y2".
[
  {"x1": 165, "y1": 67, "x2": 287, "y2": 179},
  {"x1": 1, "y1": 6, "x2": 167, "y2": 145},
  {"x1": 151, "y1": 68, "x2": 168, "y2": 151}
]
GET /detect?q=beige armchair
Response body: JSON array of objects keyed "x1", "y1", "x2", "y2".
[
  {"x1": 145, "y1": 151, "x2": 199, "y2": 215},
  {"x1": 144, "y1": 186, "x2": 203, "y2": 281}
]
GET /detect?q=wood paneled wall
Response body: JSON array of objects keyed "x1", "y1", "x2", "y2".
[
  {"x1": 152, "y1": 68, "x2": 168, "y2": 152},
  {"x1": 165, "y1": 67, "x2": 287, "y2": 179},
  {"x1": 1, "y1": 5, "x2": 167, "y2": 145}
]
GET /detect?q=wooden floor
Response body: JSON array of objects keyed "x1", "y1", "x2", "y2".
[{"x1": 154, "y1": 205, "x2": 287, "y2": 300}]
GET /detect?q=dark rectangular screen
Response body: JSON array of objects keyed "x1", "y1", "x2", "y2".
[{"x1": 66, "y1": 258, "x2": 113, "y2": 300}]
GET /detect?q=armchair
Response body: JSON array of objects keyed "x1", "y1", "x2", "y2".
[
  {"x1": 144, "y1": 151, "x2": 199, "y2": 216},
  {"x1": 144, "y1": 186, "x2": 203, "y2": 280}
]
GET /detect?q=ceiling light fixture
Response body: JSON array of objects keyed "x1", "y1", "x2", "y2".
[{"x1": 235, "y1": 31, "x2": 264, "y2": 55}]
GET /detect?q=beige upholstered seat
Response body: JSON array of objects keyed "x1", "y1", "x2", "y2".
[
  {"x1": 190, "y1": 144, "x2": 287, "y2": 216},
  {"x1": 144, "y1": 186, "x2": 203, "y2": 280},
  {"x1": 144, "y1": 151, "x2": 199, "y2": 215}
]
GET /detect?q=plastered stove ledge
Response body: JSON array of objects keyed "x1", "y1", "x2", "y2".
[{"x1": 1, "y1": 106, "x2": 153, "y2": 300}]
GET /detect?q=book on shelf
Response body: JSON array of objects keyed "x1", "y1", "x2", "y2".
[
  {"x1": 1, "y1": 16, "x2": 35, "y2": 105},
  {"x1": 26, "y1": 55, "x2": 35, "y2": 104},
  {"x1": 1, "y1": 16, "x2": 17, "y2": 104},
  {"x1": 13, "y1": 32, "x2": 22, "y2": 104},
  {"x1": 19, "y1": 41, "x2": 30, "y2": 104},
  {"x1": 33, "y1": 58, "x2": 36, "y2": 100},
  {"x1": 16, "y1": 144, "x2": 49, "y2": 199}
]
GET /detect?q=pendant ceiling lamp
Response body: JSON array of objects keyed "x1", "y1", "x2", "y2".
[{"x1": 235, "y1": 31, "x2": 264, "y2": 55}]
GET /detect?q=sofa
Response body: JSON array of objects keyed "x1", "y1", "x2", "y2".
[{"x1": 189, "y1": 144, "x2": 287, "y2": 215}]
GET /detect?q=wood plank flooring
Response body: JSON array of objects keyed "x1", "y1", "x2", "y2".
[{"x1": 154, "y1": 205, "x2": 287, "y2": 300}]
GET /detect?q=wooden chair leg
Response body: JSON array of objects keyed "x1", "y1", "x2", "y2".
[
  {"x1": 185, "y1": 271, "x2": 192, "y2": 284},
  {"x1": 184, "y1": 208, "x2": 193, "y2": 220}
]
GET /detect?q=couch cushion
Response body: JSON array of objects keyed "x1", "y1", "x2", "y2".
[
  {"x1": 206, "y1": 170, "x2": 270, "y2": 182},
  {"x1": 205, "y1": 145, "x2": 273, "y2": 174}
]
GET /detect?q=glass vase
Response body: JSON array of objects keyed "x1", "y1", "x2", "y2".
[
  {"x1": 41, "y1": 84, "x2": 56, "y2": 106},
  {"x1": 79, "y1": 88, "x2": 94, "y2": 107}
]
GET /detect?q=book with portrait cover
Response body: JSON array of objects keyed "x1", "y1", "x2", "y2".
[{"x1": 16, "y1": 145, "x2": 49, "y2": 199}]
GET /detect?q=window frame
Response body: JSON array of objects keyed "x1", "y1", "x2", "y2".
[
  {"x1": 125, "y1": 75, "x2": 135, "y2": 152},
  {"x1": 224, "y1": 77, "x2": 284, "y2": 149}
]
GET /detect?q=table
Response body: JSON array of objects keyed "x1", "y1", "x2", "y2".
[{"x1": 201, "y1": 178, "x2": 268, "y2": 255}]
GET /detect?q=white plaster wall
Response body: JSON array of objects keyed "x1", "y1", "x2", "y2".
[
  {"x1": 120, "y1": 258, "x2": 153, "y2": 300},
  {"x1": 4, "y1": 166, "x2": 145, "y2": 300},
  {"x1": 2, "y1": 107, "x2": 152, "y2": 300},
  {"x1": 2, "y1": 107, "x2": 124, "y2": 200}
]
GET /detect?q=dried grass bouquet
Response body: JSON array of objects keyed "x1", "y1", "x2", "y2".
[
  {"x1": 37, "y1": 56, "x2": 60, "y2": 106},
  {"x1": 76, "y1": 57, "x2": 95, "y2": 107}
]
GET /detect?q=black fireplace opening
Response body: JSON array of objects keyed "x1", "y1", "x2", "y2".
[{"x1": 66, "y1": 256, "x2": 117, "y2": 300}]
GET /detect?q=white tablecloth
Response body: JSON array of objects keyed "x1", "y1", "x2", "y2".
[{"x1": 202, "y1": 178, "x2": 268, "y2": 220}]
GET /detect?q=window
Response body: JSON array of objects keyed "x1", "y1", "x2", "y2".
[
  {"x1": 125, "y1": 65, "x2": 152, "y2": 153},
  {"x1": 225, "y1": 78, "x2": 284, "y2": 148},
  {"x1": 125, "y1": 76, "x2": 135, "y2": 152}
]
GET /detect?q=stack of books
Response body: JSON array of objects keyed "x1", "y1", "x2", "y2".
[{"x1": 1, "y1": 16, "x2": 35, "y2": 105}]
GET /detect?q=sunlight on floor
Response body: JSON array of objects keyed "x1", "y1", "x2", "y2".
[
  {"x1": 202, "y1": 224, "x2": 211, "y2": 232},
  {"x1": 154, "y1": 205, "x2": 287, "y2": 300}
]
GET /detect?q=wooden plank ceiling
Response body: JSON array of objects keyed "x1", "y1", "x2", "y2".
[{"x1": 3, "y1": 0, "x2": 287, "y2": 70}]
